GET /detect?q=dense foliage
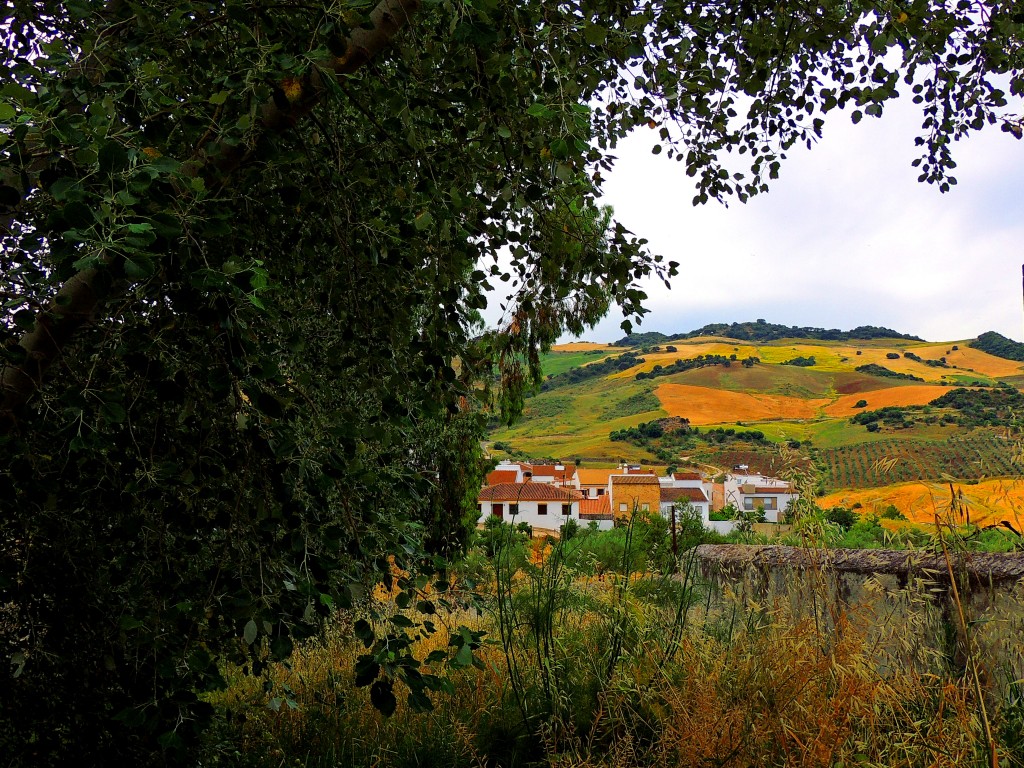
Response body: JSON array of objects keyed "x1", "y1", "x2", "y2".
[
  {"x1": 930, "y1": 384, "x2": 1024, "y2": 425},
  {"x1": 615, "y1": 321, "x2": 923, "y2": 346},
  {"x1": 854, "y1": 364, "x2": 925, "y2": 381},
  {"x1": 634, "y1": 353, "x2": 758, "y2": 380},
  {"x1": 972, "y1": 331, "x2": 1024, "y2": 362},
  {"x1": 2, "y1": 0, "x2": 1022, "y2": 763},
  {"x1": 781, "y1": 355, "x2": 816, "y2": 367},
  {"x1": 849, "y1": 386, "x2": 1024, "y2": 432},
  {"x1": 903, "y1": 351, "x2": 949, "y2": 367},
  {"x1": 539, "y1": 351, "x2": 644, "y2": 392}
]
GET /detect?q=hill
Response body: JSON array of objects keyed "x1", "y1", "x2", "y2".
[
  {"x1": 614, "y1": 319, "x2": 923, "y2": 346},
  {"x1": 493, "y1": 330, "x2": 1024, "y2": 500},
  {"x1": 972, "y1": 330, "x2": 1024, "y2": 362}
]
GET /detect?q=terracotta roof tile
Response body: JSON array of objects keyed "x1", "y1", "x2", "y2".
[
  {"x1": 673, "y1": 472, "x2": 703, "y2": 481},
  {"x1": 661, "y1": 487, "x2": 709, "y2": 503},
  {"x1": 611, "y1": 474, "x2": 660, "y2": 485},
  {"x1": 753, "y1": 485, "x2": 794, "y2": 494},
  {"x1": 486, "y1": 469, "x2": 519, "y2": 485},
  {"x1": 576, "y1": 468, "x2": 616, "y2": 485},
  {"x1": 580, "y1": 497, "x2": 611, "y2": 515},
  {"x1": 528, "y1": 464, "x2": 575, "y2": 481},
  {"x1": 479, "y1": 483, "x2": 583, "y2": 502}
]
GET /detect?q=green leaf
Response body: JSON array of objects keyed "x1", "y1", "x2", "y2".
[
  {"x1": 100, "y1": 402, "x2": 127, "y2": 423},
  {"x1": 354, "y1": 655, "x2": 380, "y2": 687},
  {"x1": 354, "y1": 619, "x2": 374, "y2": 647},
  {"x1": 12, "y1": 309, "x2": 35, "y2": 331},
  {"x1": 454, "y1": 643, "x2": 473, "y2": 668},
  {"x1": 62, "y1": 201, "x2": 95, "y2": 229},
  {"x1": 209, "y1": 90, "x2": 230, "y2": 105},
  {"x1": 124, "y1": 257, "x2": 155, "y2": 280},
  {"x1": 0, "y1": 103, "x2": 16, "y2": 121},
  {"x1": 584, "y1": 24, "x2": 606, "y2": 45},
  {"x1": 526, "y1": 102, "x2": 551, "y2": 119},
  {"x1": 370, "y1": 680, "x2": 397, "y2": 717},
  {"x1": 414, "y1": 211, "x2": 433, "y2": 231},
  {"x1": 98, "y1": 141, "x2": 130, "y2": 174},
  {"x1": 243, "y1": 619, "x2": 258, "y2": 645}
]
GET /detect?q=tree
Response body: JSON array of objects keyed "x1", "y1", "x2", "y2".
[{"x1": 1, "y1": 0, "x2": 1022, "y2": 763}]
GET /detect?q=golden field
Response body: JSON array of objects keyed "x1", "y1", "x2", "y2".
[
  {"x1": 597, "y1": 337, "x2": 1024, "y2": 383},
  {"x1": 820, "y1": 478, "x2": 1024, "y2": 527},
  {"x1": 821, "y1": 385, "x2": 954, "y2": 417},
  {"x1": 655, "y1": 382, "x2": 829, "y2": 423},
  {"x1": 550, "y1": 341, "x2": 624, "y2": 352}
]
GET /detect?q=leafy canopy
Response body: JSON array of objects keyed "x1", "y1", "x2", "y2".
[{"x1": 0, "y1": 0, "x2": 1020, "y2": 763}]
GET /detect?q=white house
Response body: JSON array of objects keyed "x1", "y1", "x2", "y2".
[
  {"x1": 486, "y1": 460, "x2": 574, "y2": 487},
  {"x1": 659, "y1": 486, "x2": 711, "y2": 521},
  {"x1": 478, "y1": 482, "x2": 584, "y2": 533},
  {"x1": 721, "y1": 472, "x2": 797, "y2": 523}
]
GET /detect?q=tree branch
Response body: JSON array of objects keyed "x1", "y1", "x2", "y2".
[{"x1": 0, "y1": 0, "x2": 422, "y2": 434}]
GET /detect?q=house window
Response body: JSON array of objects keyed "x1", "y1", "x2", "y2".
[
  {"x1": 641, "y1": 503, "x2": 650, "y2": 512},
  {"x1": 493, "y1": 503, "x2": 503, "y2": 518},
  {"x1": 619, "y1": 503, "x2": 628, "y2": 512},
  {"x1": 477, "y1": 504, "x2": 482, "y2": 515},
  {"x1": 509, "y1": 503, "x2": 519, "y2": 515},
  {"x1": 562, "y1": 504, "x2": 571, "y2": 515},
  {"x1": 597, "y1": 488, "x2": 605, "y2": 496},
  {"x1": 538, "y1": 503, "x2": 548, "y2": 515}
]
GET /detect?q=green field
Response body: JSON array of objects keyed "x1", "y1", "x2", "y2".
[
  {"x1": 494, "y1": 336, "x2": 1024, "y2": 482},
  {"x1": 538, "y1": 349, "x2": 617, "y2": 378}
]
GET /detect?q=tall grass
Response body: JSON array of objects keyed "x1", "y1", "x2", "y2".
[{"x1": 202, "y1": 514, "x2": 1024, "y2": 768}]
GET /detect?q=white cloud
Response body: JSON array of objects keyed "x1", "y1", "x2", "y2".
[{"x1": 578, "y1": 95, "x2": 1024, "y2": 343}]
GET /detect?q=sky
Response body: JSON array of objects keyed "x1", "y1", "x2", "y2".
[{"x1": 485, "y1": 92, "x2": 1024, "y2": 345}]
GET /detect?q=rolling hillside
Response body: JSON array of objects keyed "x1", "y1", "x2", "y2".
[{"x1": 490, "y1": 326, "x2": 1024, "y2": 519}]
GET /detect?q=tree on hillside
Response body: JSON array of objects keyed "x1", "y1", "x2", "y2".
[{"x1": 1, "y1": 0, "x2": 1021, "y2": 762}]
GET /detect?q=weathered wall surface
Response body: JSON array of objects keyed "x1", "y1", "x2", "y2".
[{"x1": 693, "y1": 544, "x2": 1024, "y2": 688}]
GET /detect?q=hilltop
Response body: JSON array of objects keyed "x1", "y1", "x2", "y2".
[
  {"x1": 614, "y1": 319, "x2": 924, "y2": 347},
  {"x1": 490, "y1": 324, "x2": 1024, "y2": 520}
]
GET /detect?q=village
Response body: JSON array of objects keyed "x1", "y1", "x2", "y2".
[{"x1": 477, "y1": 459, "x2": 798, "y2": 536}]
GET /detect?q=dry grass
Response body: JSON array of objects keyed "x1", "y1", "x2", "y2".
[
  {"x1": 206, "y1": 563, "x2": 1024, "y2": 768},
  {"x1": 820, "y1": 477, "x2": 1024, "y2": 527},
  {"x1": 655, "y1": 382, "x2": 829, "y2": 424},
  {"x1": 822, "y1": 384, "x2": 954, "y2": 417},
  {"x1": 551, "y1": 342, "x2": 625, "y2": 352},
  {"x1": 911, "y1": 343, "x2": 1024, "y2": 379}
]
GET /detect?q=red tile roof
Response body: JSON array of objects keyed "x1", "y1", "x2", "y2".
[
  {"x1": 580, "y1": 497, "x2": 613, "y2": 520},
  {"x1": 611, "y1": 474, "x2": 660, "y2": 485},
  {"x1": 527, "y1": 464, "x2": 575, "y2": 481},
  {"x1": 576, "y1": 468, "x2": 616, "y2": 485},
  {"x1": 486, "y1": 469, "x2": 519, "y2": 485},
  {"x1": 661, "y1": 487, "x2": 709, "y2": 503},
  {"x1": 479, "y1": 483, "x2": 583, "y2": 502},
  {"x1": 673, "y1": 472, "x2": 703, "y2": 481},
  {"x1": 753, "y1": 486, "x2": 794, "y2": 494},
  {"x1": 580, "y1": 497, "x2": 611, "y2": 515}
]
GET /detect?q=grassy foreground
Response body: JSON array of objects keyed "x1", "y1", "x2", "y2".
[{"x1": 200, "y1": 520, "x2": 1024, "y2": 768}]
